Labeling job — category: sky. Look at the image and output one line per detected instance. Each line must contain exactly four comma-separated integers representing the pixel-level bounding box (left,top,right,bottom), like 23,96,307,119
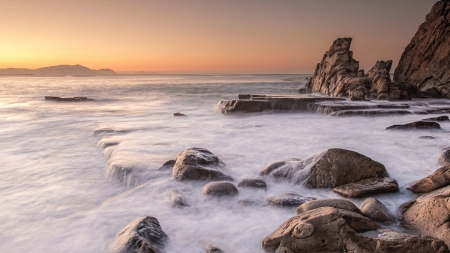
0,0,438,74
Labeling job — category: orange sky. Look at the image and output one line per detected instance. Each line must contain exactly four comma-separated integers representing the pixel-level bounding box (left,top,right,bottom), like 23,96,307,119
0,0,437,74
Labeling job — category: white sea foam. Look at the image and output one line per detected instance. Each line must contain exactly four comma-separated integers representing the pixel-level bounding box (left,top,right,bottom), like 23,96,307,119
0,75,448,252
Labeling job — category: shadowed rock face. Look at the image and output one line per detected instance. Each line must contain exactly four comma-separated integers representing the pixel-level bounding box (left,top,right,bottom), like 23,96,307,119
109,216,168,253
360,197,396,223
263,207,448,253
394,0,450,98
401,185,450,247
409,165,450,194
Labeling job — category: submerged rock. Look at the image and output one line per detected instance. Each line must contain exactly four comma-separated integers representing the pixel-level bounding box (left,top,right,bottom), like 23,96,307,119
386,121,441,130
237,178,267,189
170,190,189,208
438,150,450,167
45,96,94,101
204,245,224,253
260,148,388,188
202,181,238,196
173,112,187,117
158,160,175,171
109,216,168,253
333,177,399,198
401,185,450,247
172,148,232,181
394,0,450,98
266,193,316,207
409,165,450,194
296,198,362,215
360,197,396,223
424,116,450,122
262,207,448,253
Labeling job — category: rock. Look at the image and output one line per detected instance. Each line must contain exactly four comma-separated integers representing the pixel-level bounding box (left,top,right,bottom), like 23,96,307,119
420,136,436,139
298,87,308,94
306,38,408,100
109,216,168,253
266,193,316,207
204,245,224,253
158,160,175,171
237,178,267,189
333,177,399,198
238,199,263,206
173,112,186,117
296,198,362,215
386,121,441,130
424,116,450,122
202,181,238,196
438,150,450,167
172,148,232,181
45,96,94,101
260,148,388,188
170,190,189,208
262,207,447,253
401,185,450,247
98,141,120,149
394,0,450,98
360,197,396,223
409,165,450,194
93,128,131,135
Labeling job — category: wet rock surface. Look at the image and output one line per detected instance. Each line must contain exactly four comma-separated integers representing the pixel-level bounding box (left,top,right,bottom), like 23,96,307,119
204,245,224,253
333,177,399,198
237,178,267,189
394,0,450,98
401,185,450,247
260,148,388,188
172,148,232,181
424,116,450,122
170,190,189,208
202,181,238,196
45,96,94,101
109,216,168,253
266,193,316,207
386,121,441,130
438,150,450,167
173,112,187,116
296,198,362,215
409,165,450,194
262,207,447,253
360,197,396,223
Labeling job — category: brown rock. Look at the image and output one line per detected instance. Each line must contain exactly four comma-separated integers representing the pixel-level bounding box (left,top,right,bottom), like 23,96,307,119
410,165,450,194
260,148,388,188
296,198,362,215
202,181,238,196
401,185,450,247
262,207,448,253
172,148,232,181
360,197,396,223
333,177,399,198
204,245,224,253
266,193,316,207
394,0,450,98
170,190,189,208
438,150,450,167
237,178,267,189
108,216,168,253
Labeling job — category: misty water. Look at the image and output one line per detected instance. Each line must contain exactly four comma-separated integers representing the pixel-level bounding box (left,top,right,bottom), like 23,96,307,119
0,75,449,253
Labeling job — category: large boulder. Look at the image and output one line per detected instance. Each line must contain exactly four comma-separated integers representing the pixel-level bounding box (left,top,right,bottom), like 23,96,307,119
202,181,238,196
409,165,450,194
109,216,168,253
172,148,232,181
401,185,450,247
260,148,389,188
394,0,450,98
262,207,449,253
360,197,396,223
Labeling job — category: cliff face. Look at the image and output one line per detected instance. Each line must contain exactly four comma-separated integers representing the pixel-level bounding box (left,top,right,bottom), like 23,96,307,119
394,0,450,98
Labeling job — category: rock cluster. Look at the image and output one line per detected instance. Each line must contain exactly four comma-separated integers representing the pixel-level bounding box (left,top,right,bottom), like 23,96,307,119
305,38,410,101
394,0,450,98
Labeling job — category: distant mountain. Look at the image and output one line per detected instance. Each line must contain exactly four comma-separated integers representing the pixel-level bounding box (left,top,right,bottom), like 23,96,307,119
0,64,117,76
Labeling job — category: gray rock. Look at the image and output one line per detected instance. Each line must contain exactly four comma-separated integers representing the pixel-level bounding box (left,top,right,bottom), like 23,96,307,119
237,178,267,189
438,150,450,167
386,121,441,130
204,245,224,253
409,165,450,194
109,216,168,253
424,116,450,122
170,190,189,208
394,0,450,98
202,181,238,196
333,177,399,198
173,112,187,117
266,193,316,207
172,148,232,181
45,96,94,102
296,198,362,215
360,197,396,223
263,207,448,253
260,148,388,188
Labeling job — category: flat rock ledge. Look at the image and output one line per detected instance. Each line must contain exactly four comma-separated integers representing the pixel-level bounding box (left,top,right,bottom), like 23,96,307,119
409,164,450,194
333,177,399,198
45,96,94,101
386,121,441,130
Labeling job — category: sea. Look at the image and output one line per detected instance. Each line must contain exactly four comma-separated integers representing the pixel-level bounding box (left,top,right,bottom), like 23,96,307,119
0,74,448,252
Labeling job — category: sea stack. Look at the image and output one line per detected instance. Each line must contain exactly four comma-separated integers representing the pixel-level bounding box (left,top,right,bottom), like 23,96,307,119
394,0,450,98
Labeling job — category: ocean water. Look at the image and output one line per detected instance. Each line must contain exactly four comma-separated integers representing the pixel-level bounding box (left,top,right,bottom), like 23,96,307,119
0,74,449,253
